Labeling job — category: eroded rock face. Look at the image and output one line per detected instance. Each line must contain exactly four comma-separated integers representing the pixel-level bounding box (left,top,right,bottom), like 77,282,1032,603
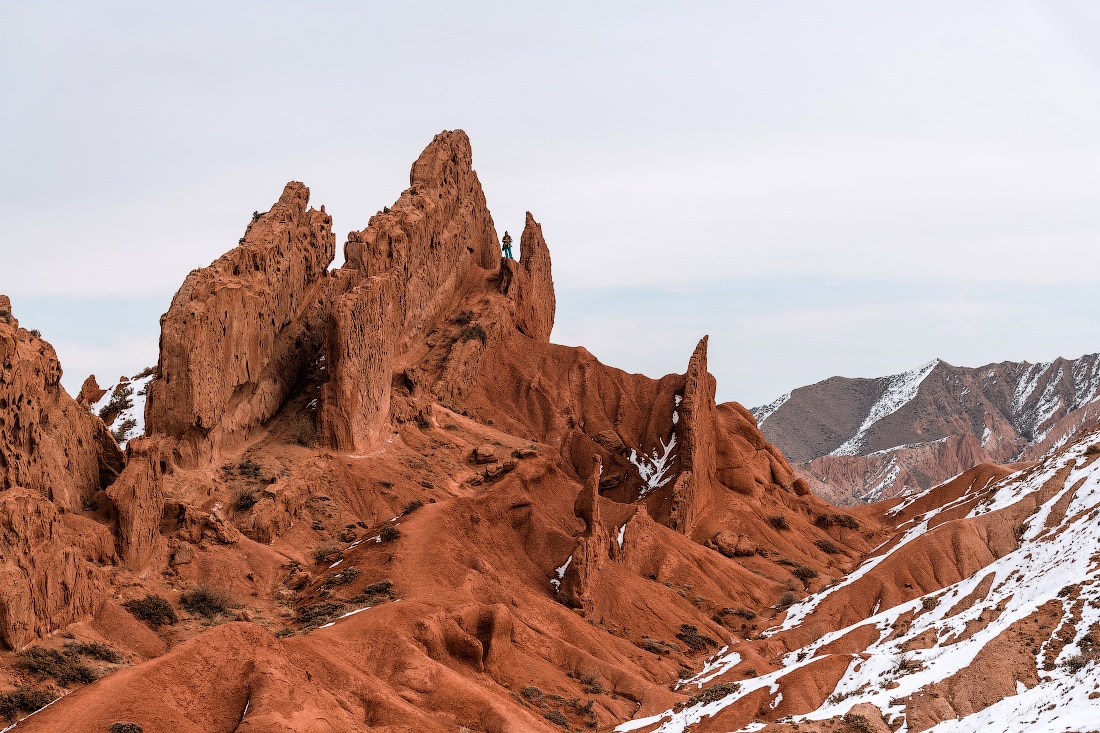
0,297,124,510
0,488,113,649
321,130,500,453
145,183,335,464
500,212,555,342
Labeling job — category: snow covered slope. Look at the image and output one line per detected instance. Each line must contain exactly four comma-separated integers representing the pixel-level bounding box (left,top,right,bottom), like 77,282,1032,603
90,370,155,449
753,354,1100,504
614,428,1100,733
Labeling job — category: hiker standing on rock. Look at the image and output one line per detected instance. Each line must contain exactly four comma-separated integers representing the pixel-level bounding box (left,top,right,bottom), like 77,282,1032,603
501,231,514,259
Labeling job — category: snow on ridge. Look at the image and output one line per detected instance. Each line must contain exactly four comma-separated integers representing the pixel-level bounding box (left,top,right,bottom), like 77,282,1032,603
830,359,939,457
615,435,1100,733
751,392,790,426
859,455,900,502
1010,361,1052,417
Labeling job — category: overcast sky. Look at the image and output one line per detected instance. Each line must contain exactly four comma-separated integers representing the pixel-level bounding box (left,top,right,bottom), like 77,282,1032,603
2,1,1099,407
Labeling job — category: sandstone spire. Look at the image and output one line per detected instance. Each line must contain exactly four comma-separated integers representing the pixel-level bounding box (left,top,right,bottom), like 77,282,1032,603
145,182,335,464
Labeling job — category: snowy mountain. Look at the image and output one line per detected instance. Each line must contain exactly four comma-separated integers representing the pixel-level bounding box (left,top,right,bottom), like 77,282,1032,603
616,428,1100,732
753,355,1100,504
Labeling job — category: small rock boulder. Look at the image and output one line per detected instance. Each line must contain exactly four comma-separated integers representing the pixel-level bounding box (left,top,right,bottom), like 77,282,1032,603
473,445,497,464
710,531,757,558
592,430,624,452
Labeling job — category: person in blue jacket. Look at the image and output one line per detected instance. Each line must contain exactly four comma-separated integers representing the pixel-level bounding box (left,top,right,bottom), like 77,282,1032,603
501,231,514,259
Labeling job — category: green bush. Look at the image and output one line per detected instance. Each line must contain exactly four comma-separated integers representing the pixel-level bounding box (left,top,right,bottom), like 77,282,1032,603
123,594,178,628
180,586,231,619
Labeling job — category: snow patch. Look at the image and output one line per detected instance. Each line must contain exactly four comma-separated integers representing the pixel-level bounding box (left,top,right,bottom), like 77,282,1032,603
550,556,572,591
830,360,938,457
629,434,678,498
751,392,790,426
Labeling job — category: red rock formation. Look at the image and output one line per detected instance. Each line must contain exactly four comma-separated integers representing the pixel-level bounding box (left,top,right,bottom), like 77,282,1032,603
321,130,500,453
501,212,556,342
0,488,114,649
145,183,335,465
0,296,123,510
76,374,107,407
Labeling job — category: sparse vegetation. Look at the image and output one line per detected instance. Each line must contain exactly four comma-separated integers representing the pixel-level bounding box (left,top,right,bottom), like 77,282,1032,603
639,639,679,655
1062,654,1089,673
922,596,939,611
1085,443,1100,456
296,601,346,627
815,538,842,554
728,607,756,620
816,513,860,530
379,524,401,542
543,709,568,726
323,566,361,588
767,514,790,531
0,686,55,722
98,383,134,421
675,624,718,652
238,459,263,479
180,585,231,619
1014,521,1030,542
351,579,394,605
64,641,122,663
776,592,798,610
235,487,259,511
132,366,157,380
403,499,424,514
843,712,874,732
122,594,178,628
314,542,341,564
112,417,137,442
29,328,42,338
109,724,144,733
453,310,474,325
686,682,740,706
460,323,487,343
0,308,10,323
792,565,819,581
16,647,96,685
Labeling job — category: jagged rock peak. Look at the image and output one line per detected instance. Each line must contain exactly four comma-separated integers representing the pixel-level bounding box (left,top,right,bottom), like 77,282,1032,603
146,182,335,463
344,129,499,275
503,211,556,342
0,297,123,508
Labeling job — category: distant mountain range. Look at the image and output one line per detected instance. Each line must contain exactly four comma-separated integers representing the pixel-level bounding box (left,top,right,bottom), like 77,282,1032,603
753,354,1100,504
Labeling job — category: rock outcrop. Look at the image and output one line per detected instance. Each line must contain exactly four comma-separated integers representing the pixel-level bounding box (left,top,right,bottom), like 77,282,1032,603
0,296,123,510
501,212,555,342
0,488,113,649
321,130,500,453
145,183,335,464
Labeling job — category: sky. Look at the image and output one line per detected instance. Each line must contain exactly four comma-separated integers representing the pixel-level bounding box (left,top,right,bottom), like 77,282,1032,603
2,1,1099,407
